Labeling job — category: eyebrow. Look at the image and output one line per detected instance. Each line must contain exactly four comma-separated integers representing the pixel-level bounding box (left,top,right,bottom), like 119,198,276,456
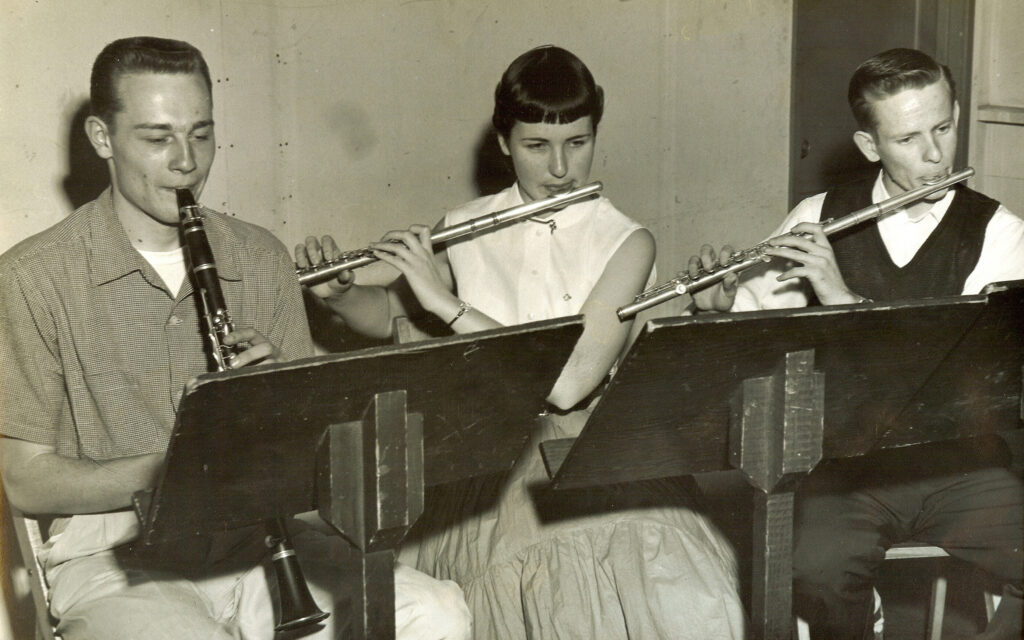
133,119,215,133
891,115,955,138
520,133,592,142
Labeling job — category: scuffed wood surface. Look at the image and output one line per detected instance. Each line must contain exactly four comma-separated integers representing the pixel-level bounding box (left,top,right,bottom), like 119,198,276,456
142,317,583,543
554,286,1023,489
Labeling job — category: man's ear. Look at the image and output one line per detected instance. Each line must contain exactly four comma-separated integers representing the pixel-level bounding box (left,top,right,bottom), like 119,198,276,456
853,129,880,163
84,115,113,160
953,100,960,127
497,133,511,157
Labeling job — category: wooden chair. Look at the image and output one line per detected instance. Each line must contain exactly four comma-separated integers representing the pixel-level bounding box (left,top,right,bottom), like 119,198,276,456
8,504,59,640
795,543,1001,640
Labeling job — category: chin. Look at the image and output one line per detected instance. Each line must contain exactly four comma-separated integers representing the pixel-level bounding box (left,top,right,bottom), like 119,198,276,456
923,188,950,201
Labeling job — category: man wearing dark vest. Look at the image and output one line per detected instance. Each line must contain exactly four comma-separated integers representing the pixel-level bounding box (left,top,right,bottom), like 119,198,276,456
690,48,1024,639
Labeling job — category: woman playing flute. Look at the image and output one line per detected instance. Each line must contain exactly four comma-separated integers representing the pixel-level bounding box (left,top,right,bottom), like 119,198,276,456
297,45,744,639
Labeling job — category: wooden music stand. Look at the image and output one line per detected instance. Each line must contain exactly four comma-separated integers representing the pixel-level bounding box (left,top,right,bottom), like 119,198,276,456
542,281,1024,640
132,316,583,639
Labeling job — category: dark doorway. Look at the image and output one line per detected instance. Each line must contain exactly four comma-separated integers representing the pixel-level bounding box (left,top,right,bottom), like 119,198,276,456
789,0,975,207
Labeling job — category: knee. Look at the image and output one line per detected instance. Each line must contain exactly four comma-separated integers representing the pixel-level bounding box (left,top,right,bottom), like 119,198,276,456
394,563,472,640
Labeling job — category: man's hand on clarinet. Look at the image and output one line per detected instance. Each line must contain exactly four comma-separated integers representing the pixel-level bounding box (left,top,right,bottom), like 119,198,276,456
295,235,355,300
689,244,739,312
764,222,862,305
223,327,281,368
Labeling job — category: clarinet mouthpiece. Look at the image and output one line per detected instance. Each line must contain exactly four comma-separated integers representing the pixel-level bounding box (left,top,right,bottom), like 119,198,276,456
176,188,197,210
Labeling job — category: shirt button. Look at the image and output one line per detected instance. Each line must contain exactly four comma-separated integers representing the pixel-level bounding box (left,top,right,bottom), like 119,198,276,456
531,269,538,275
168,315,183,326
527,313,535,320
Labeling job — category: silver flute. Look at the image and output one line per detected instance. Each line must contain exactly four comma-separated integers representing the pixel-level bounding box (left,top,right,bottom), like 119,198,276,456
296,181,603,286
617,168,975,320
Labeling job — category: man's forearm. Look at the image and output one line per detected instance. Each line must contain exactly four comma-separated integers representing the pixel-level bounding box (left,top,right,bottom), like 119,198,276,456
0,444,162,515
323,284,396,339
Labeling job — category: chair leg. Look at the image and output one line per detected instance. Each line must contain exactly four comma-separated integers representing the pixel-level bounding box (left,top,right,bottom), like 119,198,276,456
925,575,947,640
795,615,810,640
871,587,884,639
983,590,1002,622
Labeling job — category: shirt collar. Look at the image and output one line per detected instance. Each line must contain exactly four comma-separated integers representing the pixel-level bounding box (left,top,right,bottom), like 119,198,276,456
87,187,150,286
872,170,955,225
87,187,241,287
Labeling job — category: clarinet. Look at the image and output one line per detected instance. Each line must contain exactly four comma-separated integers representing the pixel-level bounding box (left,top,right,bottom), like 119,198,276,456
177,189,329,632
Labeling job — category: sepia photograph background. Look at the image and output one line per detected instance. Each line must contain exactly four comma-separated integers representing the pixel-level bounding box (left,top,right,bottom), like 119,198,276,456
2,1,1022,638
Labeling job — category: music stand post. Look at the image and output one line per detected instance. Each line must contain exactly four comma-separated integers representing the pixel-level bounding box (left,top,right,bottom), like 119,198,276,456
543,282,1024,640
133,316,584,639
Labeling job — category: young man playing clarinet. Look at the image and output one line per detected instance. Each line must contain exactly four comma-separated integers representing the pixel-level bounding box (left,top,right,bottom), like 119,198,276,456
0,36,470,640
690,47,1024,640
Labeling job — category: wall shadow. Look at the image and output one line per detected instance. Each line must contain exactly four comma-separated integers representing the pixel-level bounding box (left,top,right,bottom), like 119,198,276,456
61,100,109,210
470,124,514,197
819,141,876,190
792,138,877,205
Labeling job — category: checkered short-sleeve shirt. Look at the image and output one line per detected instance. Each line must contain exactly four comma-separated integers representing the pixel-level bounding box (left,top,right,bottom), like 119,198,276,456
0,188,313,460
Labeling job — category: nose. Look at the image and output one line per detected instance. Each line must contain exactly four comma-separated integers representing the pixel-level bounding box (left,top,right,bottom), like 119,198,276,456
548,146,568,178
922,134,943,164
171,138,197,173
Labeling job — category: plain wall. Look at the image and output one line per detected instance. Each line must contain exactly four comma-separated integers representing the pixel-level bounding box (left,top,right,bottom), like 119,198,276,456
0,1,793,637
0,0,793,313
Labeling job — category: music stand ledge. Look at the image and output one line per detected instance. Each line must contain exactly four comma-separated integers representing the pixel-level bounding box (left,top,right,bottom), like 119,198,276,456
542,281,1024,640
133,316,583,640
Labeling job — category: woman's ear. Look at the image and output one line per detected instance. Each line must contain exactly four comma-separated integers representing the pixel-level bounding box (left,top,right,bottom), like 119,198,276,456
497,133,511,157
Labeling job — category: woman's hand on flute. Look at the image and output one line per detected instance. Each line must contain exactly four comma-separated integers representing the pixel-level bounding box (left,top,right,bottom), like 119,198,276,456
369,224,456,317
295,235,356,300
689,244,739,312
763,222,861,305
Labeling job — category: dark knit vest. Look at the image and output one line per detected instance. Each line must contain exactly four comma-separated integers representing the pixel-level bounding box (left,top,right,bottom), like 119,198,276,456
819,176,999,302
817,177,1010,469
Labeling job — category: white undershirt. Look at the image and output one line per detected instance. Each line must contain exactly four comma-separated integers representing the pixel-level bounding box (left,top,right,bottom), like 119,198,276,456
136,246,186,296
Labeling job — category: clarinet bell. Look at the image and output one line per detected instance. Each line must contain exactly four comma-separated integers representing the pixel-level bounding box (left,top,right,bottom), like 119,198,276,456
267,521,330,632
273,551,330,632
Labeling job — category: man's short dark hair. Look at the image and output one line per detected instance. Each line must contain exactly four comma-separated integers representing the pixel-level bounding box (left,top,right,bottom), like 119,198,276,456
90,36,212,130
848,48,956,132
492,45,604,139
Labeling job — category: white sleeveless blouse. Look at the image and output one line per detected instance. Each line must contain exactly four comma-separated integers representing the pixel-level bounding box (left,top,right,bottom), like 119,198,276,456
412,189,744,640
444,184,653,324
